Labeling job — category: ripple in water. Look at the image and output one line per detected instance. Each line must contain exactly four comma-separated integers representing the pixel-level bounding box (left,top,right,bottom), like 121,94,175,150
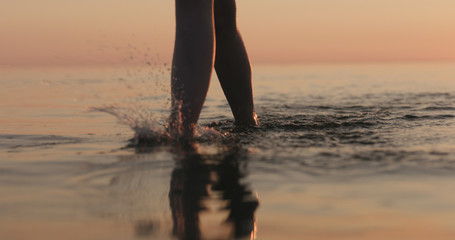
91,91,455,176
206,92,455,176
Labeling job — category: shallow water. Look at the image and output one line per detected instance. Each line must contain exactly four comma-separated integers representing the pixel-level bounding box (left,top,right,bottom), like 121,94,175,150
1,62,455,240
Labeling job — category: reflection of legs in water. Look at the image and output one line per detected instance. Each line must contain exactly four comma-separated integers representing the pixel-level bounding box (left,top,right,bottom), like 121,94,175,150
168,0,258,140
169,156,211,240
214,151,259,238
169,147,259,240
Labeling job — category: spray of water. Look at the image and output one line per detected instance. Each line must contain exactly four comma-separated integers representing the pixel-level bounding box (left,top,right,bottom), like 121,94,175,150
91,103,226,146
91,105,166,140
87,42,226,145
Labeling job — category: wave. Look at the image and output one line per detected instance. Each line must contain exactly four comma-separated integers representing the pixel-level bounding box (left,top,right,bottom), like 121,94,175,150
0,134,81,151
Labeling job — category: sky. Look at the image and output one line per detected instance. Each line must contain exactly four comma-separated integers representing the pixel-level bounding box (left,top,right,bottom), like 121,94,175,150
1,0,455,66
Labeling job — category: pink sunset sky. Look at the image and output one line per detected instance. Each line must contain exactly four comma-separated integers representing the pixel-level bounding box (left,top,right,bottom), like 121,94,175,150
1,0,455,66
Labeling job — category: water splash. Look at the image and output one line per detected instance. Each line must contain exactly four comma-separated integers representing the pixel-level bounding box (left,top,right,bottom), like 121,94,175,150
91,105,167,143
91,105,226,146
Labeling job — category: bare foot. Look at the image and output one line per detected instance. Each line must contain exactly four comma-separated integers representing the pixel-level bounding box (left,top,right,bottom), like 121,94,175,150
234,112,259,127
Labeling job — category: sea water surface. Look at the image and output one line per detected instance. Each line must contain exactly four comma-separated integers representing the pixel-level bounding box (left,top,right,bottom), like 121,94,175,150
1,62,455,240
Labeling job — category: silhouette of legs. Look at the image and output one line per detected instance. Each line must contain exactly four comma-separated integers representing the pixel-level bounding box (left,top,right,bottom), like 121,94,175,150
168,0,257,140
214,0,258,126
169,145,258,240
169,156,211,240
169,0,215,140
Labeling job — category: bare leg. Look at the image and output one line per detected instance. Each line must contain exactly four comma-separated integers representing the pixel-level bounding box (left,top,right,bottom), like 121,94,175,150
214,0,258,126
168,0,257,140
169,0,215,139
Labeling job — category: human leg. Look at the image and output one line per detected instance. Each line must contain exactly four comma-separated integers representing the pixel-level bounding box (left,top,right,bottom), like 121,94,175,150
214,0,258,125
169,0,215,139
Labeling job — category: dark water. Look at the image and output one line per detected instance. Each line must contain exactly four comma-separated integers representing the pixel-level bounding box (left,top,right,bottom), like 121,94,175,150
238,92,455,175
1,63,455,239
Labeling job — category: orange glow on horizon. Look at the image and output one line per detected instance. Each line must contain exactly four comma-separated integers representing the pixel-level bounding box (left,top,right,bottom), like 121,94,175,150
1,0,454,66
